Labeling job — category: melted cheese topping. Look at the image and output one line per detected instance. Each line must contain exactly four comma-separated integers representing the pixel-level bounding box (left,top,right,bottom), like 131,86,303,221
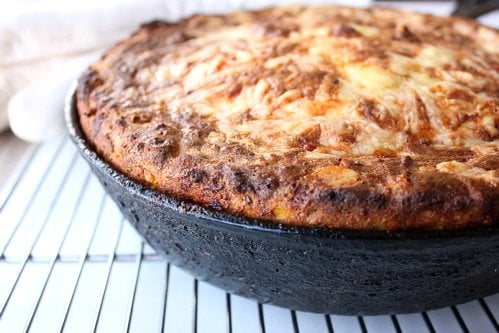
311,166,360,186
436,161,498,184
136,6,498,182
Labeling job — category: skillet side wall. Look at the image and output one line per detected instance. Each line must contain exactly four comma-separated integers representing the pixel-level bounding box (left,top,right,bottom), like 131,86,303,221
90,159,499,315
68,90,499,316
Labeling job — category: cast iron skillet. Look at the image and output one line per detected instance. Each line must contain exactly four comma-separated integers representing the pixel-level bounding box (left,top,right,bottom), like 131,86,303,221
66,86,499,315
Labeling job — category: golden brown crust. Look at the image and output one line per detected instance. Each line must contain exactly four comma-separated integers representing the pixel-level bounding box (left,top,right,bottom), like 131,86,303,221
77,6,499,230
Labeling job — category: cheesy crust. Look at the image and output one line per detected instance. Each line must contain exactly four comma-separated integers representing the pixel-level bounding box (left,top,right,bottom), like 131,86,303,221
77,6,499,230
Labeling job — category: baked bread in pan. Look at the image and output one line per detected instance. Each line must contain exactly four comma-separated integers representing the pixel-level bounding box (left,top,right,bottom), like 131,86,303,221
77,6,498,230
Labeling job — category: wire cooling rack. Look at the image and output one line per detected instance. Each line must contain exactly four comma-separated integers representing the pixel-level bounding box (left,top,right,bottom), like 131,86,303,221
0,133,497,333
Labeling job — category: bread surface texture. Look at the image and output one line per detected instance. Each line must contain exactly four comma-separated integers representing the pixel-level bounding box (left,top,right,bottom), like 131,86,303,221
77,6,499,230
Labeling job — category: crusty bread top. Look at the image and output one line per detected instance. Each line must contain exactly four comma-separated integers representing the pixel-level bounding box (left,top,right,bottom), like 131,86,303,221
77,6,498,230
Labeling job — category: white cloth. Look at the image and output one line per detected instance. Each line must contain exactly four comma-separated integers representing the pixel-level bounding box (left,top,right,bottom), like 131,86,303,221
1,0,174,134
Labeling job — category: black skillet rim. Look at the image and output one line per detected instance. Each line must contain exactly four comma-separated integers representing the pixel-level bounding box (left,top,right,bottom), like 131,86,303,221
65,83,498,241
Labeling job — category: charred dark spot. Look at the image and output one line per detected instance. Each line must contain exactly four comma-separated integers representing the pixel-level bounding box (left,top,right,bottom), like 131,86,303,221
252,174,280,196
143,123,180,162
339,159,362,168
224,166,254,193
338,123,358,144
368,192,388,209
288,124,321,151
406,190,444,209
166,30,193,44
186,168,208,183
419,138,433,146
359,99,397,129
267,68,328,99
85,107,97,117
234,109,254,122
481,189,499,219
104,133,114,153
181,123,213,147
321,188,387,209
442,110,480,131
394,25,419,42
220,143,255,158
225,81,243,98
276,164,304,184
447,89,474,103
471,154,499,170
405,175,470,212
198,170,224,191
476,127,494,141
400,156,412,167
408,94,435,140
78,69,104,105
408,145,475,164
255,22,294,38
302,71,328,99
205,181,224,191
92,112,107,136
140,20,171,30
274,42,300,56
452,196,471,211
170,107,201,125
322,189,351,203
332,24,361,38
151,135,169,145
152,143,180,162
115,117,127,128
131,112,154,124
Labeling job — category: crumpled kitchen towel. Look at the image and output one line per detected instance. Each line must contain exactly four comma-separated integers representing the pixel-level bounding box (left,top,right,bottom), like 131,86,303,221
1,0,176,139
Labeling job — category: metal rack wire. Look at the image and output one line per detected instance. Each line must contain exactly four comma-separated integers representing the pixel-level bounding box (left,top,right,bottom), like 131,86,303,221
0,134,498,333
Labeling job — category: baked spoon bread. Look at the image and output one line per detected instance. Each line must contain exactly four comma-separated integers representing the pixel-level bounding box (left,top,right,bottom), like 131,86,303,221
77,6,498,231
